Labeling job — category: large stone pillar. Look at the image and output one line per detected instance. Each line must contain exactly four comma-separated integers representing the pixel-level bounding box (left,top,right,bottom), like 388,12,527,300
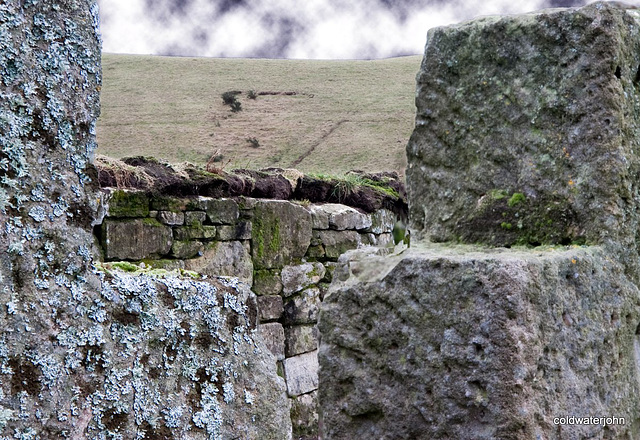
319,2,640,439
0,2,290,438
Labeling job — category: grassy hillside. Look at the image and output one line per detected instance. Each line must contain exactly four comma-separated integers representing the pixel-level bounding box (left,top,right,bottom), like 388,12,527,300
96,53,422,177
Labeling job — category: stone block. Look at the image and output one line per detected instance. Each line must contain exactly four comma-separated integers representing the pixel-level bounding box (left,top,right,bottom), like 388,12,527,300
184,210,207,225
150,195,188,212
217,221,252,241
283,350,319,397
257,295,284,322
102,219,172,260
184,241,253,284
307,205,330,229
367,209,395,234
290,391,319,438
285,325,318,357
170,240,204,259
281,262,325,296
157,210,184,226
259,322,285,361
197,197,239,224
251,200,312,269
407,2,640,248
319,243,640,439
313,203,372,231
105,190,149,218
305,245,325,259
316,230,360,260
284,287,321,325
252,269,283,296
360,232,393,247
173,225,217,240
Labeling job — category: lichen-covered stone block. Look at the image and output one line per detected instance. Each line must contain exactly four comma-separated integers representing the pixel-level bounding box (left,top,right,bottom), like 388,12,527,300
102,219,172,260
283,350,319,397
105,190,150,218
314,203,372,231
260,322,286,361
285,324,318,357
407,2,640,248
217,221,252,241
307,205,330,229
284,287,321,325
317,230,361,260
184,241,253,284
319,244,640,439
281,262,325,296
251,200,312,269
257,295,284,322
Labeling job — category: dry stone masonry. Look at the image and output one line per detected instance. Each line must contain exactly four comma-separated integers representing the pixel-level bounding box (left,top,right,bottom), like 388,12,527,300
320,2,640,440
0,2,292,438
96,189,397,437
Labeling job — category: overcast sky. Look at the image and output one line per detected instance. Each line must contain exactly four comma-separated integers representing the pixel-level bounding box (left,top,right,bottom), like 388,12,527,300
97,0,638,59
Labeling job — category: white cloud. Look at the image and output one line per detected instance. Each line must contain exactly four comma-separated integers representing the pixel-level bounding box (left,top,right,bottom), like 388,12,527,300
97,0,640,59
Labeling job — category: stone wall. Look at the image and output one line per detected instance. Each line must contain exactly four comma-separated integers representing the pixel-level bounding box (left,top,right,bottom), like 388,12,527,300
96,188,397,437
319,2,640,439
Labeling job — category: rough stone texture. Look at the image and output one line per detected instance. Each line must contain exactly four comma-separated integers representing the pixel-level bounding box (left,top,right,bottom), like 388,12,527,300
102,219,173,260
253,269,283,296
407,2,640,249
315,203,372,231
0,2,291,437
252,200,312,269
157,210,184,225
307,204,330,229
217,221,252,241
284,287,321,325
170,239,204,259
285,325,318,357
173,224,217,240
281,262,326,296
319,244,640,439
184,210,207,225
284,350,319,397
184,240,253,284
199,197,239,224
257,295,284,322
291,391,319,438
317,230,361,260
260,322,286,361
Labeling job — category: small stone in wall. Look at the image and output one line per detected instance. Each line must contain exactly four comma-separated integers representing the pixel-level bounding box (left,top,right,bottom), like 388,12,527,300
217,222,253,241
174,225,217,240
284,325,318,357
184,241,253,284
199,198,239,224
281,262,326,296
317,204,373,231
291,391,319,438
102,218,173,260
283,350,319,397
257,295,284,322
367,209,396,234
307,205,330,229
260,322,286,361
171,240,204,259
317,230,361,260
253,269,283,296
284,287,321,325
157,210,185,226
184,210,207,225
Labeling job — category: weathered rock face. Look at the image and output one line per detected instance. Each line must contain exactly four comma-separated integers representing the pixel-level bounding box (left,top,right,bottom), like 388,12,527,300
319,244,640,439
407,2,640,249
319,3,640,440
0,2,291,438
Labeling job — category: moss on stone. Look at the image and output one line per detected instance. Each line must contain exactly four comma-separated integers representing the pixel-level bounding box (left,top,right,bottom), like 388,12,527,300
108,190,150,217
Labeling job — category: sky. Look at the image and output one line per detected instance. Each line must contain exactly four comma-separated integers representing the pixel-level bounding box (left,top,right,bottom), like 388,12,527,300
97,0,638,60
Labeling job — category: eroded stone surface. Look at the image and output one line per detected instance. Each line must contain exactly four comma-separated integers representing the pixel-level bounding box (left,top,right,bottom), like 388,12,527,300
102,218,173,261
184,240,253,284
407,2,640,249
319,244,640,439
281,262,325,296
284,350,319,397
